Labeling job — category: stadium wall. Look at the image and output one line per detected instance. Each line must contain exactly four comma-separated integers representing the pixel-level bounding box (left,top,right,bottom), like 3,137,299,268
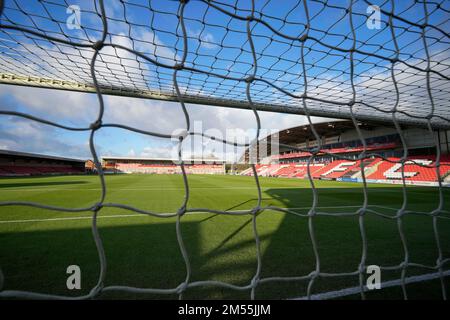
339,126,397,143
338,178,449,188
102,157,226,175
0,150,86,176
289,126,443,155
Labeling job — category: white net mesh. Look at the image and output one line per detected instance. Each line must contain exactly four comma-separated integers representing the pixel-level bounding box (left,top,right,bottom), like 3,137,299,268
0,0,449,300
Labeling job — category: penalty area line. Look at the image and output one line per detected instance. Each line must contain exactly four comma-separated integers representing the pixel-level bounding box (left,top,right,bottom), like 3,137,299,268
0,205,394,224
0,214,143,224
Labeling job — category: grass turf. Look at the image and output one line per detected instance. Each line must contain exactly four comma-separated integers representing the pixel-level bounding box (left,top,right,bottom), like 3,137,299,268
0,174,449,299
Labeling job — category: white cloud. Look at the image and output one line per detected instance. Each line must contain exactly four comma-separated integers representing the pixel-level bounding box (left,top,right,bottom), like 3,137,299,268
0,3,336,162
0,81,326,160
0,116,92,158
140,146,173,158
187,28,219,50
127,148,136,157
0,85,96,125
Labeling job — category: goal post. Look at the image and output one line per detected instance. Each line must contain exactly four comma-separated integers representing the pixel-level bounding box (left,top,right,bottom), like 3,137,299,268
0,0,449,300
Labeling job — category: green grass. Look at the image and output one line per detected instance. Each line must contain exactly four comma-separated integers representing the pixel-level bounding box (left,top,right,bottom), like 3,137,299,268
0,174,449,300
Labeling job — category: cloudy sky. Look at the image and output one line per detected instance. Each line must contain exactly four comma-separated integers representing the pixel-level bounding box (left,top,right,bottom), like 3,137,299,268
0,83,320,161
0,0,335,161
0,0,447,161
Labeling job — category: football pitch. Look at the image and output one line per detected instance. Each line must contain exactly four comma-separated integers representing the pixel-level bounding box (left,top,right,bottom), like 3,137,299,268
0,174,449,300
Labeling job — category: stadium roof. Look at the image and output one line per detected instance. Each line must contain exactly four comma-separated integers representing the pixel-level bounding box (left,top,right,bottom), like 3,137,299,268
241,119,402,161
0,149,85,163
259,120,386,146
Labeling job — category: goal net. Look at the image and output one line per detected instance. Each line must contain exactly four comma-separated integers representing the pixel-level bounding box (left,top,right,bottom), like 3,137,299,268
0,0,449,299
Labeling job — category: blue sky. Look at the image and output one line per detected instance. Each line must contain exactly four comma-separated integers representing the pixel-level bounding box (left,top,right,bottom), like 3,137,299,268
0,0,448,161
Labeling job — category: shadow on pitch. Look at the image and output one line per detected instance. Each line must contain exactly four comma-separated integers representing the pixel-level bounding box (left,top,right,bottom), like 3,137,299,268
0,180,88,188
1,214,262,299
1,185,447,300
198,198,270,223
254,186,450,299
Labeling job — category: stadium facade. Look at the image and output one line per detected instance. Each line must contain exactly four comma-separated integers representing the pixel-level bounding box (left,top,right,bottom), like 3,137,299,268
241,120,450,187
0,149,86,176
1,120,448,186
102,157,226,175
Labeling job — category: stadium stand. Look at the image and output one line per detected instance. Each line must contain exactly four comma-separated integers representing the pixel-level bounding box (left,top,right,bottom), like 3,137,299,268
102,157,225,175
366,158,450,183
240,120,450,187
0,150,86,176
276,142,398,160
242,158,450,186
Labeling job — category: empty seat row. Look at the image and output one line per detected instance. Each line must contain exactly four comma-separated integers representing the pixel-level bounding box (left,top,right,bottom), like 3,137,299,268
241,157,450,183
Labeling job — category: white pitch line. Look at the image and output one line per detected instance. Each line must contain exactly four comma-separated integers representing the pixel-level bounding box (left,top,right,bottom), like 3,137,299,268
291,270,450,300
0,205,389,224
371,205,399,212
5,185,442,192
0,186,355,191
0,214,143,224
0,187,276,192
